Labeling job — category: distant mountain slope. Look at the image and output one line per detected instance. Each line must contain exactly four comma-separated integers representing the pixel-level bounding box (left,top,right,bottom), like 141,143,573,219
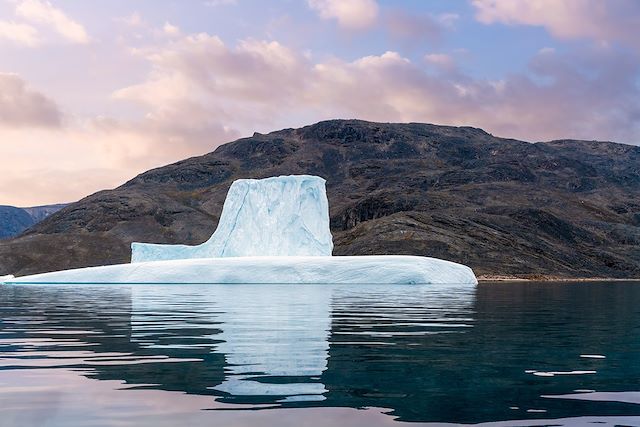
0,204,67,239
1,120,638,278
22,204,68,223
0,206,35,239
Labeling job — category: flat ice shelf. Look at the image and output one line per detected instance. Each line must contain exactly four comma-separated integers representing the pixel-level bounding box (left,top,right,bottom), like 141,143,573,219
2,256,477,285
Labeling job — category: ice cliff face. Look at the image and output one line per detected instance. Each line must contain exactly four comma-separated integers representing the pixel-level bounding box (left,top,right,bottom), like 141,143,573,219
131,175,334,262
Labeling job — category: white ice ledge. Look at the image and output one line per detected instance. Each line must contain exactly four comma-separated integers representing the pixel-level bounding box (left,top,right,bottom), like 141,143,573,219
1,256,477,285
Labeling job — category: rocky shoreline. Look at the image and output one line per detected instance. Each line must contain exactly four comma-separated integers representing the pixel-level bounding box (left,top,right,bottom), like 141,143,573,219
478,275,640,282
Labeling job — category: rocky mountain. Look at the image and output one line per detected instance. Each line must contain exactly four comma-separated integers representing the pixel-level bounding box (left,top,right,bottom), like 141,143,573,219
0,204,67,239
1,120,638,279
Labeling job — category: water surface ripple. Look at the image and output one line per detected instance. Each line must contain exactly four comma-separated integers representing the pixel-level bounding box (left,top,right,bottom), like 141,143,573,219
1,282,639,426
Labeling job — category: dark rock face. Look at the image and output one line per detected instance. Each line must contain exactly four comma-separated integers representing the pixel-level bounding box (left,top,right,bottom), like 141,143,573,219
1,120,639,278
0,204,67,239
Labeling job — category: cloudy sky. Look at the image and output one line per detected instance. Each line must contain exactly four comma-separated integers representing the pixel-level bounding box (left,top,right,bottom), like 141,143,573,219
1,0,639,206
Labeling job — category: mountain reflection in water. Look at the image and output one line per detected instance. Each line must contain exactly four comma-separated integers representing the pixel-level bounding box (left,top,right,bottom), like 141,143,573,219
1,282,639,426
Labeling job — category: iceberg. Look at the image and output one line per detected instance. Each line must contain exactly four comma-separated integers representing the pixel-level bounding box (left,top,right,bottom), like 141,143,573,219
1,175,477,285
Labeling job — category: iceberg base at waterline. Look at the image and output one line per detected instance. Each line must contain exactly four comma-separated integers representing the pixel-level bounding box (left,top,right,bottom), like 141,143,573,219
1,255,477,285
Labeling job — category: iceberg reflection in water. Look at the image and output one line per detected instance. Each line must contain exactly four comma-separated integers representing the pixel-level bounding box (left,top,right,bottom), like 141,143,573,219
131,285,333,400
130,283,475,402
1,282,639,426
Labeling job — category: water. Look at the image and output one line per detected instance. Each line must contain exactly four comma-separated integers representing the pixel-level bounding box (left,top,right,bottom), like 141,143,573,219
0,282,639,426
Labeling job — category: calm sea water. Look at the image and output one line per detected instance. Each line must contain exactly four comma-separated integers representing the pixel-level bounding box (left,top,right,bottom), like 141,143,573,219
0,282,639,426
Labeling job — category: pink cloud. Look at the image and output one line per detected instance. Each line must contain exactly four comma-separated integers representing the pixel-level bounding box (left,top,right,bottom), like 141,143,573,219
307,0,379,30
472,0,640,48
0,20,40,47
115,33,640,144
0,73,61,128
15,0,90,44
2,29,639,206
424,53,456,71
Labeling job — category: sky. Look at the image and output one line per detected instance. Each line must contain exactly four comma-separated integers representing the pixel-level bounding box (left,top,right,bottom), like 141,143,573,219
1,0,639,206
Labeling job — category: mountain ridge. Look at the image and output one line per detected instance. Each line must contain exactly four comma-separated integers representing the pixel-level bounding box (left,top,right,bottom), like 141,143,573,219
0,204,68,239
1,119,639,279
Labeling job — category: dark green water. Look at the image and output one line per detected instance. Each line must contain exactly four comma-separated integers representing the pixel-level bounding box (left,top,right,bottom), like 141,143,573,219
1,282,639,426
